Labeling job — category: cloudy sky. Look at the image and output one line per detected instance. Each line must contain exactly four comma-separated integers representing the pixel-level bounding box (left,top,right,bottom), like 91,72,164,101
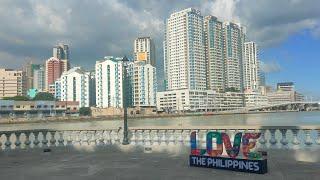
0,0,319,98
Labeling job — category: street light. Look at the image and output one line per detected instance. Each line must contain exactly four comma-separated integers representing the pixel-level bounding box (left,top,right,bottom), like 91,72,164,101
122,56,130,145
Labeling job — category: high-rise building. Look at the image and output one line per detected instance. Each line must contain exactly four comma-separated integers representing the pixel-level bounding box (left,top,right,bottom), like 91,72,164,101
134,37,156,66
129,61,157,107
24,62,42,90
204,15,225,92
95,56,127,108
33,65,45,91
164,8,206,90
223,22,246,91
45,57,68,91
0,69,26,98
60,67,91,107
53,43,70,71
243,42,259,90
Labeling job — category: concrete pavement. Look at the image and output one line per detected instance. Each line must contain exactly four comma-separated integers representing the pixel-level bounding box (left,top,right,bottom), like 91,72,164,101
0,145,319,180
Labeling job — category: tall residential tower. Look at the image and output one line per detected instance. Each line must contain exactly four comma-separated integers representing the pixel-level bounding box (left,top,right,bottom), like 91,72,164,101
164,8,206,90
134,37,156,66
204,15,225,92
243,42,259,90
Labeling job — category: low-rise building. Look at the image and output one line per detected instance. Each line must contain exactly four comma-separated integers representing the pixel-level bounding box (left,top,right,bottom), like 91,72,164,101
156,89,244,112
0,100,79,116
244,90,269,108
0,69,26,98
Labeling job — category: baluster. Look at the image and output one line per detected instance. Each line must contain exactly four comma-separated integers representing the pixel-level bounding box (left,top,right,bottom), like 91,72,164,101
316,129,320,145
291,129,300,145
184,130,191,145
258,129,267,145
153,130,160,144
168,130,175,144
49,131,57,147
74,131,81,146
42,131,49,148
105,130,111,145
269,129,277,146
67,131,73,146
304,129,313,146
82,131,89,145
58,131,65,146
145,130,151,146
24,132,31,149
130,130,136,145
160,130,166,144
90,131,97,145
115,130,121,143
280,129,288,146
14,132,22,149
33,131,40,147
98,131,105,146
4,133,12,150
178,130,183,144
138,130,144,144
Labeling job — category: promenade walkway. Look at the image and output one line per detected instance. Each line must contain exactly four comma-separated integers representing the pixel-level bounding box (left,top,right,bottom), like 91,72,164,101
0,145,319,180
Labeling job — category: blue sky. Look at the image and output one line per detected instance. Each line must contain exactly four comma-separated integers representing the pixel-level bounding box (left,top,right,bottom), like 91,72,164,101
0,0,319,98
261,31,320,99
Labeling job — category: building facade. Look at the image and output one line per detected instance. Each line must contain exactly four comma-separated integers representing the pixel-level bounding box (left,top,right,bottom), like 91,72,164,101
164,8,206,90
33,65,45,92
59,67,91,107
223,22,246,91
243,42,259,90
157,89,244,112
53,43,70,72
0,69,26,98
134,37,156,66
129,61,157,107
95,56,126,108
204,15,225,92
45,57,68,91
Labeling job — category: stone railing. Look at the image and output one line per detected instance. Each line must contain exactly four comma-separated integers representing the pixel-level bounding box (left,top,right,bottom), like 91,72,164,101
0,126,319,150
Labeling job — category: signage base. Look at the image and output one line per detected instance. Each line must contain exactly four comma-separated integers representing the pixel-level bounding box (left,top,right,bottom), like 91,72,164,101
189,155,268,174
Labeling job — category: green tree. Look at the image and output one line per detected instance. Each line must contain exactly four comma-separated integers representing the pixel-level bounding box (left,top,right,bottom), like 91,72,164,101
2,96,30,101
32,92,55,101
79,107,92,116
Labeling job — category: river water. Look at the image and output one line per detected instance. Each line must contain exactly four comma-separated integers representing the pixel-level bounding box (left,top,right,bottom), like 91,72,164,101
0,111,320,131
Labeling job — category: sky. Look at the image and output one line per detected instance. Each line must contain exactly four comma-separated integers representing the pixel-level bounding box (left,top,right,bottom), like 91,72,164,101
0,0,319,99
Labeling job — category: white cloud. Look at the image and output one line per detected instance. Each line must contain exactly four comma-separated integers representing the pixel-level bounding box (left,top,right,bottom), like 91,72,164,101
260,61,281,73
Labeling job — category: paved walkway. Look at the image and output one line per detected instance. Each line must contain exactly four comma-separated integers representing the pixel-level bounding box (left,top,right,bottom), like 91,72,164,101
0,145,319,180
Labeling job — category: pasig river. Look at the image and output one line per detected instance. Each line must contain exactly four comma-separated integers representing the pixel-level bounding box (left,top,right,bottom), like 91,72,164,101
0,111,320,131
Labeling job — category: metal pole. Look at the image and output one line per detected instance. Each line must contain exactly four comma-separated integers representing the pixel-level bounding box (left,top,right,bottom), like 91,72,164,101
122,60,129,145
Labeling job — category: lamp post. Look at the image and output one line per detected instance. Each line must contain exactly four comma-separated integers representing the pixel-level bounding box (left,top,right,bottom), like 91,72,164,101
122,57,129,145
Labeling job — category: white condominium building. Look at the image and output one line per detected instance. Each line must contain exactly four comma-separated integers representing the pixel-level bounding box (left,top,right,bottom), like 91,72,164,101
129,61,157,107
164,8,206,90
134,37,156,66
204,15,225,92
95,56,125,108
223,22,246,91
243,42,259,90
60,67,91,107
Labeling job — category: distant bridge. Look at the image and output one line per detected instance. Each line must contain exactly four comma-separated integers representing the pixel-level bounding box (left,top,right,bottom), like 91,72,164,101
246,101,320,112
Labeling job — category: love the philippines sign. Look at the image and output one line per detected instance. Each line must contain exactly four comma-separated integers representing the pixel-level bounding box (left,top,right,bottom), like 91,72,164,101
189,131,268,174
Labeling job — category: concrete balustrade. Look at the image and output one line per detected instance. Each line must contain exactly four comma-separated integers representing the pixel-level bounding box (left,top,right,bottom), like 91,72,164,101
0,126,319,150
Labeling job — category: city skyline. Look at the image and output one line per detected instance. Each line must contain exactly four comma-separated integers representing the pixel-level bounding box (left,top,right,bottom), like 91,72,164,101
0,0,319,98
